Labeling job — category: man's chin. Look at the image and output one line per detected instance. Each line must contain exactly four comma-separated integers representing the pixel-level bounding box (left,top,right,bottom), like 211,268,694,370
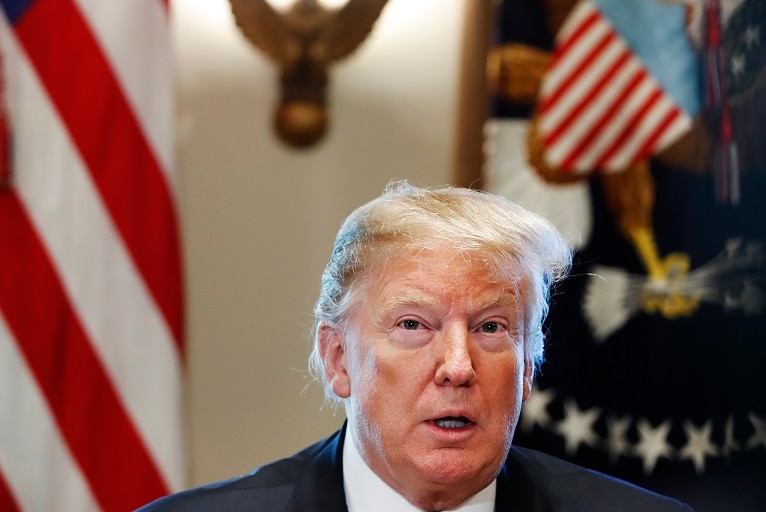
398,459,496,512
410,451,498,488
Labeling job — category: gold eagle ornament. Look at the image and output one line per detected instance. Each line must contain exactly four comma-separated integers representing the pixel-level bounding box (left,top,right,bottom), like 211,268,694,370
229,0,390,148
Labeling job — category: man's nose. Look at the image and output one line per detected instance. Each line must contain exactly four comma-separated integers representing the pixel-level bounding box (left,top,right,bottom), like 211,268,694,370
434,325,477,386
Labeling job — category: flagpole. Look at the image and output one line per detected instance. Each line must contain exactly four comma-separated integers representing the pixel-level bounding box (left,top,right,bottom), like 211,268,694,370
704,0,740,204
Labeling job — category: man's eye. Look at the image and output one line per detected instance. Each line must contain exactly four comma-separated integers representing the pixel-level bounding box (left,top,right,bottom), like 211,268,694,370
481,321,500,333
400,319,421,330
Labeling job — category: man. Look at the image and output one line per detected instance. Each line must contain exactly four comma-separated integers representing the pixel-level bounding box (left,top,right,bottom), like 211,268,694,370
137,182,693,511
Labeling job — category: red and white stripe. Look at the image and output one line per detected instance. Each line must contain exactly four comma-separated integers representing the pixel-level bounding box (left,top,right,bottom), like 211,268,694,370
0,0,184,510
538,0,692,174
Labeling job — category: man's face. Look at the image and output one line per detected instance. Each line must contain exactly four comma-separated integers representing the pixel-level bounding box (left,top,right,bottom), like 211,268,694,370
321,245,533,509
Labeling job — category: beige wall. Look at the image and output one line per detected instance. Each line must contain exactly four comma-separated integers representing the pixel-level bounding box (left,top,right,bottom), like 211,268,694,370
173,0,468,486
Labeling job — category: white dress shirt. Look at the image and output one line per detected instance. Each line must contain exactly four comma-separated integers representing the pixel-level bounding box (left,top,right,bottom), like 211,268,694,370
343,432,496,512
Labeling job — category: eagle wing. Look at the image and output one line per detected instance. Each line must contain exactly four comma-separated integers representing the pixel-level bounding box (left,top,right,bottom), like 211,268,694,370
321,0,390,61
229,0,298,64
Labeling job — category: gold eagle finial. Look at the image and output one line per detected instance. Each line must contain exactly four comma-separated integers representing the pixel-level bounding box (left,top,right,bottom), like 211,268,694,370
229,0,390,148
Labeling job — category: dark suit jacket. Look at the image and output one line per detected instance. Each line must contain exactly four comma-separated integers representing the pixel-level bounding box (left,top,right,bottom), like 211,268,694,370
137,425,693,511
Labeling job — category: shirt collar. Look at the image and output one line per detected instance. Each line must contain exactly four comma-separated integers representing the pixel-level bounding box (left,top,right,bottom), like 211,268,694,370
342,431,496,512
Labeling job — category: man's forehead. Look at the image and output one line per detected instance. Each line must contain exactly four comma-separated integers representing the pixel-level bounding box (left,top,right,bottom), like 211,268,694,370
358,243,522,305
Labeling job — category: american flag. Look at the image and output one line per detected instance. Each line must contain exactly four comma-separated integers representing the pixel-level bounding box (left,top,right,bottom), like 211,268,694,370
537,0,700,174
0,0,185,510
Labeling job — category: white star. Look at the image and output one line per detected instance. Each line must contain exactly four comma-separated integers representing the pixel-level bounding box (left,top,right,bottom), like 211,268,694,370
746,413,766,451
606,415,632,464
679,420,718,473
743,25,761,49
722,416,740,457
730,54,746,78
634,419,673,474
554,399,600,455
520,388,555,432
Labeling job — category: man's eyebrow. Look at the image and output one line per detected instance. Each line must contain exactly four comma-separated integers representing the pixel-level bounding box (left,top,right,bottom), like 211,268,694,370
381,294,439,311
379,289,518,314
374,294,438,325
475,289,519,310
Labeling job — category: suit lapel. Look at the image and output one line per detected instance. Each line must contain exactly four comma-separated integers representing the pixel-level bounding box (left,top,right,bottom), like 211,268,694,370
285,425,349,512
495,448,552,512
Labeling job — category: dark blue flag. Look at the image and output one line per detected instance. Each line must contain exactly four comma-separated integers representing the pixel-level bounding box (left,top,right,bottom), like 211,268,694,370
485,1,766,511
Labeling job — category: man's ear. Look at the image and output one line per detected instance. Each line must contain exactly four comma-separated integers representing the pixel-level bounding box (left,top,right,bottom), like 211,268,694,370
318,323,351,399
522,360,534,403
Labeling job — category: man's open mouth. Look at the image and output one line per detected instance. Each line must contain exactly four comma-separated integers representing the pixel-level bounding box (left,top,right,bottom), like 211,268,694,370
434,417,471,429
